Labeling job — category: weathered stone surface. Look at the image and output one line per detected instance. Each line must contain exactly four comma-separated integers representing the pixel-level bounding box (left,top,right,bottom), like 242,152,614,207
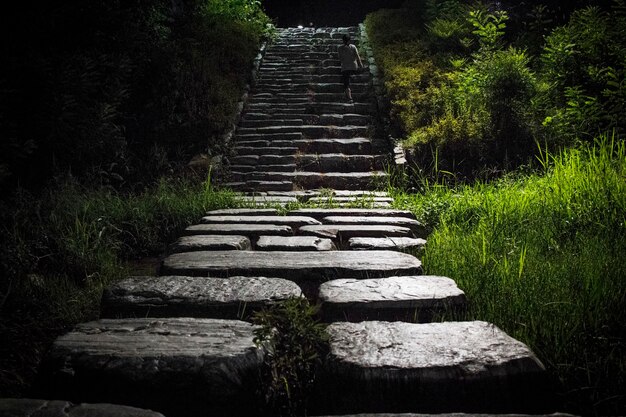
307,196,393,204
161,250,422,282
288,208,415,219
36,318,263,417
169,235,251,253
349,237,426,251
0,399,165,417
207,208,278,216
184,223,293,238
201,215,321,229
318,276,466,322
101,276,302,319
236,195,298,204
256,236,336,251
299,225,413,240
311,321,551,414
323,216,424,235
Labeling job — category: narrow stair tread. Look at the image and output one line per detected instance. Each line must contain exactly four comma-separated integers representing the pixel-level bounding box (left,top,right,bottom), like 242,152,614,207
256,236,336,251
184,223,293,237
288,208,414,219
349,237,426,251
201,215,321,229
299,224,413,239
169,235,251,252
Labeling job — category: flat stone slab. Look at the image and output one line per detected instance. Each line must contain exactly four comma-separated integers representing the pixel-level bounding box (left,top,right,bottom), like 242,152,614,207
101,276,302,319
36,318,263,417
169,235,251,252
299,225,413,240
236,195,298,204
201,215,321,229
257,235,336,251
207,208,278,216
318,276,466,322
161,250,422,282
312,414,575,417
0,399,165,417
349,237,426,251
288,208,416,220
184,223,293,238
311,321,550,414
323,216,425,236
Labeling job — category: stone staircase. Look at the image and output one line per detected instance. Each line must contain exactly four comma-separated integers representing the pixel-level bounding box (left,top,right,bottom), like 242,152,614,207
3,27,569,417
224,26,389,193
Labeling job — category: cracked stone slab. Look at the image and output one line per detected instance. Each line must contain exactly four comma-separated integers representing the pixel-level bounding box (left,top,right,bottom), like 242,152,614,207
161,250,422,286
256,236,336,251
169,235,251,252
311,321,551,415
36,318,263,417
0,399,165,417
201,215,321,229
323,216,425,236
349,237,426,252
184,223,293,238
101,276,302,319
299,225,413,240
288,208,416,220
318,276,466,322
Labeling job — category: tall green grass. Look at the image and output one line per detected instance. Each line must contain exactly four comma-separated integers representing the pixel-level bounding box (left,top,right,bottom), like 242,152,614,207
0,175,239,395
392,136,626,415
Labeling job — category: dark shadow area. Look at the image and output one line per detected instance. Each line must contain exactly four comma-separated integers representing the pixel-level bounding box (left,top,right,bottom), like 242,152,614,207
262,0,406,27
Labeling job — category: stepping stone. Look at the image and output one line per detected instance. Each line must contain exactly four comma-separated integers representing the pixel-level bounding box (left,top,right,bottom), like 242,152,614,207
0,399,165,417
323,216,425,236
236,195,299,204
308,196,393,204
169,235,251,252
299,225,413,240
288,208,415,220
207,208,278,216
161,250,422,284
318,276,466,322
257,236,336,251
201,215,321,229
311,321,550,415
36,318,264,417
184,224,293,238
101,276,302,319
349,237,426,251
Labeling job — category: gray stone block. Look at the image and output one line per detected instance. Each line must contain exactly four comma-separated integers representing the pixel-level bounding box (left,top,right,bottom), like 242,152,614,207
0,399,165,417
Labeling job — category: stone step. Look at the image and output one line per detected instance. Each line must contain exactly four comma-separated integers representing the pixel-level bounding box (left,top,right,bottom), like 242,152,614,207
348,237,427,251
200,215,321,229
236,125,369,139
230,171,387,190
297,154,385,172
254,83,369,94
36,318,264,417
257,66,344,75
311,321,551,415
239,118,305,128
226,181,295,192
265,190,390,200
299,224,413,240
169,235,252,253
161,250,422,285
183,223,294,238
307,196,394,205
233,146,299,156
256,236,336,251
231,154,295,166
235,138,373,154
288,208,416,220
256,74,370,84
101,276,302,319
235,195,299,205
322,216,424,235
318,275,466,322
243,112,319,122
207,208,279,216
235,131,303,141
230,164,296,173
0,399,165,417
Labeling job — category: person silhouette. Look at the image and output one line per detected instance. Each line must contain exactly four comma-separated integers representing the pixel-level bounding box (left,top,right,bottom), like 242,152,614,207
338,34,364,103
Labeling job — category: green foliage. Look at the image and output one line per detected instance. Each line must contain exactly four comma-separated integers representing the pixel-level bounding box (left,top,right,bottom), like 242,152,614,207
252,298,329,417
392,137,626,415
467,7,509,49
538,5,626,143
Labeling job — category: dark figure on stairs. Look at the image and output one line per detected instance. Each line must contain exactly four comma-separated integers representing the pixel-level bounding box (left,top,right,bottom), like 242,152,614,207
338,34,363,103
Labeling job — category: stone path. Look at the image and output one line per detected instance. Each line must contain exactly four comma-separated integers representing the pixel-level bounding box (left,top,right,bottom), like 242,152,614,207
13,26,566,417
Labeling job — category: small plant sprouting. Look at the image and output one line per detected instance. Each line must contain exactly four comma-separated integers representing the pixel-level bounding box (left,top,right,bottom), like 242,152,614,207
252,297,329,417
